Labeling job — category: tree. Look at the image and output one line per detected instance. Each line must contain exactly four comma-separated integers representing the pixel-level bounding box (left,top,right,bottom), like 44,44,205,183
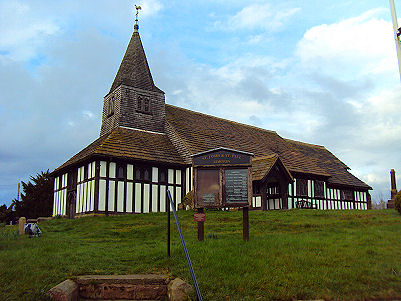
13,170,53,219
395,191,401,215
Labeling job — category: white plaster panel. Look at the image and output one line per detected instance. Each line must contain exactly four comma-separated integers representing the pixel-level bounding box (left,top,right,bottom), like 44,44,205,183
126,182,133,213
127,164,134,180
85,182,89,212
53,192,56,216
100,161,107,177
168,169,174,184
76,184,80,213
63,189,67,215
160,185,166,212
256,196,261,207
144,184,150,213
269,199,274,210
92,161,96,178
135,183,141,213
186,168,190,194
117,181,124,212
176,187,182,210
108,180,115,211
88,163,92,179
152,184,158,212
109,162,116,178
293,179,297,195
168,186,174,210
190,167,193,190
275,198,280,209
90,180,95,211
152,167,158,182
99,179,106,211
176,170,181,185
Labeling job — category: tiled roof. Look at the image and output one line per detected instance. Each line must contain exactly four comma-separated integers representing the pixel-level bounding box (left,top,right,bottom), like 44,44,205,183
285,139,371,189
252,155,278,181
109,31,163,94
252,155,294,182
165,104,329,177
54,127,185,173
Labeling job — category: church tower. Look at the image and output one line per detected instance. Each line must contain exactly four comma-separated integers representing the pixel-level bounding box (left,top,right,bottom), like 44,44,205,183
100,21,165,136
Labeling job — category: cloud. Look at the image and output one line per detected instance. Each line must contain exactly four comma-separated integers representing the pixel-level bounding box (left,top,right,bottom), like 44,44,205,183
136,0,163,17
0,1,59,62
215,3,300,32
295,8,397,78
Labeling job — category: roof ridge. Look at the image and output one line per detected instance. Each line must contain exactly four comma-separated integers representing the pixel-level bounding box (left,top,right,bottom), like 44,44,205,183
284,138,325,149
165,104,278,135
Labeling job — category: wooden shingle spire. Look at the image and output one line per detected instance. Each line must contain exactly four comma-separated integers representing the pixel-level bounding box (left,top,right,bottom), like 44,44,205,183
109,10,162,94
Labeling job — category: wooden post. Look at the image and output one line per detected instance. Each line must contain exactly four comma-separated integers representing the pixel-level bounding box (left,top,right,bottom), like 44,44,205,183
197,208,204,241
243,207,249,241
18,217,26,235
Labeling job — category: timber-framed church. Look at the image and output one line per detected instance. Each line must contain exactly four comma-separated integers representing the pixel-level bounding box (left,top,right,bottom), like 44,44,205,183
52,22,371,218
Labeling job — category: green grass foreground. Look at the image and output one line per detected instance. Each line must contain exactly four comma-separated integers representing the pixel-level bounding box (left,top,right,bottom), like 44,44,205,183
0,209,400,300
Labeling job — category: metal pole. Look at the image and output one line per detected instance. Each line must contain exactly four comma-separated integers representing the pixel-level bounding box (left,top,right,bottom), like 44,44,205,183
390,0,401,81
167,190,203,301
167,192,170,257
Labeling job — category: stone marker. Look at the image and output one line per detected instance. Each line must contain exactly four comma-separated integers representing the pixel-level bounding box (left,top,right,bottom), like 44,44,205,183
18,217,26,235
47,279,78,301
168,277,194,301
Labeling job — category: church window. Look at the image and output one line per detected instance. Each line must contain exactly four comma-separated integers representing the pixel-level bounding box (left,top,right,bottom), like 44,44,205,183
144,168,150,181
136,95,151,114
296,178,308,196
107,96,115,117
117,165,124,179
159,168,167,183
341,189,353,201
135,168,142,180
137,96,142,111
314,180,325,198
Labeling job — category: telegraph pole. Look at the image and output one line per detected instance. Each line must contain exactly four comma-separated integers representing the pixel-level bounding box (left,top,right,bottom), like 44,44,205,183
390,0,401,81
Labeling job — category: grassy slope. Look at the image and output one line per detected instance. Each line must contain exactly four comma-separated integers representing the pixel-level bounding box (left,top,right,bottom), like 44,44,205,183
0,209,400,301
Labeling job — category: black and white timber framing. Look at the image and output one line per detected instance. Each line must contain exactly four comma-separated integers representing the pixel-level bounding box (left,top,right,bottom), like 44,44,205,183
51,22,371,217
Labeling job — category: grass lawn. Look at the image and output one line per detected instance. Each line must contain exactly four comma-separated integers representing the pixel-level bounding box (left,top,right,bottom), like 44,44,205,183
0,209,400,300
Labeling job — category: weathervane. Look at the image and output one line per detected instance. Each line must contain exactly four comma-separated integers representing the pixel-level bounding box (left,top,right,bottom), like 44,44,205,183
135,5,142,27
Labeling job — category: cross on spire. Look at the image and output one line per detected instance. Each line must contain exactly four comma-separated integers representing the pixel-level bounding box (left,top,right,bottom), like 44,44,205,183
134,5,142,31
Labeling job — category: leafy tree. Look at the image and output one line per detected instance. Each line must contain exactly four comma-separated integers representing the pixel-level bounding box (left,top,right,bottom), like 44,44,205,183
13,170,53,219
395,191,401,215
0,203,16,224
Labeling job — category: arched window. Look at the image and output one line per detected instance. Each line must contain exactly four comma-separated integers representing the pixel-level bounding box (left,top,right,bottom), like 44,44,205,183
118,166,124,179
107,96,115,116
137,96,142,111
144,98,150,112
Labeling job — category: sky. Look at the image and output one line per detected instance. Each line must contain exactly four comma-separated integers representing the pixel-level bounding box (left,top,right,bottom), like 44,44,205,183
1,0,401,206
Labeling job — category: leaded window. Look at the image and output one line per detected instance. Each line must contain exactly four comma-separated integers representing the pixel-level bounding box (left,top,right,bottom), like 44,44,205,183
296,178,308,196
314,180,325,198
341,189,353,201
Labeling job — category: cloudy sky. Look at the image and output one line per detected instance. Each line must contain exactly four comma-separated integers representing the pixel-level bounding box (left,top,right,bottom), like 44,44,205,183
1,0,401,206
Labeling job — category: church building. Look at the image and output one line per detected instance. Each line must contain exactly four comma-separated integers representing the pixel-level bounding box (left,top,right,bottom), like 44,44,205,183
52,21,371,218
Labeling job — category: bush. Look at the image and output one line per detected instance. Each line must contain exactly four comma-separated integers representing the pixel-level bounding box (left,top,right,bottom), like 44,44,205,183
183,191,193,209
395,191,401,214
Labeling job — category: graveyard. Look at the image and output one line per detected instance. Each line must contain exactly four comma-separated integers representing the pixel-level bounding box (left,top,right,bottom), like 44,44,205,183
0,209,400,300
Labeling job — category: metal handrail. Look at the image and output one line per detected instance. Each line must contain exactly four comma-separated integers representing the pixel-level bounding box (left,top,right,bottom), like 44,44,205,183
167,190,203,301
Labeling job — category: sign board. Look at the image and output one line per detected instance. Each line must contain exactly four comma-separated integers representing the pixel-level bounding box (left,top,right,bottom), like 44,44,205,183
194,213,206,222
192,148,253,209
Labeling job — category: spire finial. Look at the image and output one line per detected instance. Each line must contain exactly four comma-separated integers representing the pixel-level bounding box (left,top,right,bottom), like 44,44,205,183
134,4,142,32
